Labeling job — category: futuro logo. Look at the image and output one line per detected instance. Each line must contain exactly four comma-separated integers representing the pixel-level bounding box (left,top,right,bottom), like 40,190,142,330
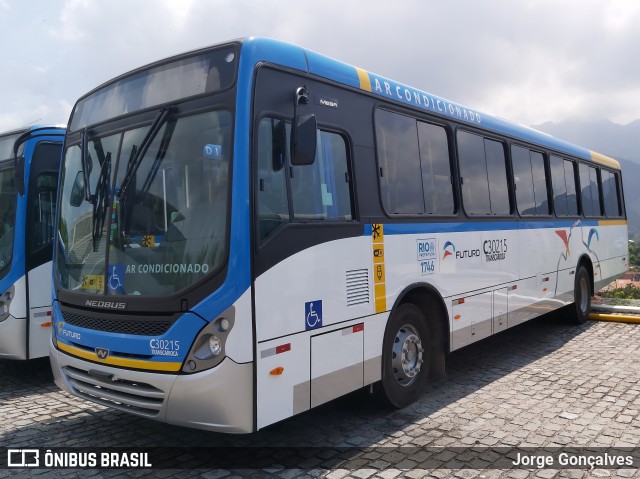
442,241,456,260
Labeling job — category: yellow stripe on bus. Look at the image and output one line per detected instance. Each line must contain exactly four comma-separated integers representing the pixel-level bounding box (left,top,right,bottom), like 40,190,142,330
371,223,386,313
356,67,372,92
598,219,628,226
590,151,620,169
57,342,182,372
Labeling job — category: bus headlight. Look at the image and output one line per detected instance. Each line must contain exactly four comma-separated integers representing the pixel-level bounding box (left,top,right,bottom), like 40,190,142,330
208,336,223,356
0,286,15,322
182,306,235,374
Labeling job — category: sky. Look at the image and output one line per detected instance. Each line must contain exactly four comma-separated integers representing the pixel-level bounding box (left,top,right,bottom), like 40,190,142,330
0,0,639,132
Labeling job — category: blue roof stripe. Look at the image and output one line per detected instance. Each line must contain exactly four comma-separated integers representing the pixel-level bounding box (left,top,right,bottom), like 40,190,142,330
305,50,361,89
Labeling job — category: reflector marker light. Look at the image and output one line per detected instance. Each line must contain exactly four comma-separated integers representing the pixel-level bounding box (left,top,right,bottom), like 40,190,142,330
342,323,365,335
261,343,292,359
270,367,285,376
452,298,465,306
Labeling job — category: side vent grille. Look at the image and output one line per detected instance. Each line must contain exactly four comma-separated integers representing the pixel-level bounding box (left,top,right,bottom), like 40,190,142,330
346,269,370,307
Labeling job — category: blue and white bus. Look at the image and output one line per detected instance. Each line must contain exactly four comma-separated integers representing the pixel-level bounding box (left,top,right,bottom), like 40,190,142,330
50,38,627,433
0,126,64,359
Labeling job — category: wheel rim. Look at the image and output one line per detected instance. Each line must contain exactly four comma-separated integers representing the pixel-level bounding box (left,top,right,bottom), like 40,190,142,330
578,275,589,314
391,324,424,387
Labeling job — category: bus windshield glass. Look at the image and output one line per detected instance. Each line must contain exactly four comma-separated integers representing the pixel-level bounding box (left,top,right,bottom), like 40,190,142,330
57,109,232,296
0,163,17,275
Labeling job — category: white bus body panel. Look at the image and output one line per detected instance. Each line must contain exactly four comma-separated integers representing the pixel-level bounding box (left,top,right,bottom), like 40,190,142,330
0,264,55,359
8,276,27,319
0,276,27,359
254,236,372,429
222,288,254,364
28,261,53,358
253,221,627,430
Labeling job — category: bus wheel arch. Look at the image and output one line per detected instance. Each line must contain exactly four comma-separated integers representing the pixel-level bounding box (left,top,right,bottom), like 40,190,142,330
573,255,594,324
380,284,448,408
577,255,594,294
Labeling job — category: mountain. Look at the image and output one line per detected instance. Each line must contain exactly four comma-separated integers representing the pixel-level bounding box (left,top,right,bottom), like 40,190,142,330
616,158,640,236
532,118,640,164
533,118,640,235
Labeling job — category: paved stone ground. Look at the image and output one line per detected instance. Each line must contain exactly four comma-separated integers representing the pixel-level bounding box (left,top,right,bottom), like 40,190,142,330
0,309,638,478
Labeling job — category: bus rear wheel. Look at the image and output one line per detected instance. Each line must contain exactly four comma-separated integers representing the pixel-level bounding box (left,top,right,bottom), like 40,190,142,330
380,303,432,408
572,265,591,324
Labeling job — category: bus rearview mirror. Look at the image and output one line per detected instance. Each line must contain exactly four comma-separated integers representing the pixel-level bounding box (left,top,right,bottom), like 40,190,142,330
70,171,85,207
291,113,317,166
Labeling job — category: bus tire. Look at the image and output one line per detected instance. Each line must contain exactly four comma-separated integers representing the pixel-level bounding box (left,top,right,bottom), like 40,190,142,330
380,303,431,408
572,265,591,324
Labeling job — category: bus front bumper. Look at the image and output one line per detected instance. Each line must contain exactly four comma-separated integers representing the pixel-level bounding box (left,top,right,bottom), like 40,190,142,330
50,338,254,433
0,315,27,360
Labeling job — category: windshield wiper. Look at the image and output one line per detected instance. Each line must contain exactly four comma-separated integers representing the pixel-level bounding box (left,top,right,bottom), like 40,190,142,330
80,128,93,202
91,144,111,252
117,105,174,199
85,135,112,252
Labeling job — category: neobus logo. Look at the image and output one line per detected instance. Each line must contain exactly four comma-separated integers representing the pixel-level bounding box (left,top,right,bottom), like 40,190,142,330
85,300,127,310
95,347,110,360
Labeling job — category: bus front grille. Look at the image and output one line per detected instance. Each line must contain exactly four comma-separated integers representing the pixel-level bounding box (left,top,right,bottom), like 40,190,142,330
62,366,165,417
61,310,173,336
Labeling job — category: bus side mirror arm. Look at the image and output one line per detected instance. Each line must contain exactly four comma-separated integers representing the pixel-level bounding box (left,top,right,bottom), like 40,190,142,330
291,86,317,166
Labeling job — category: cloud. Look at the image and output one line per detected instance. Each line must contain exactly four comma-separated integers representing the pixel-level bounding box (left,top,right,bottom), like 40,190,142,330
1,0,640,130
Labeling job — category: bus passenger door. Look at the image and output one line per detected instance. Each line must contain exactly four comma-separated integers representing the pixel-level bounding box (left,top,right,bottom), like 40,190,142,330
252,67,367,429
25,142,61,358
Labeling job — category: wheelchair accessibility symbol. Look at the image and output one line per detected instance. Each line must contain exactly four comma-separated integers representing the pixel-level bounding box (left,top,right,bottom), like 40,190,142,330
108,264,125,293
305,300,323,331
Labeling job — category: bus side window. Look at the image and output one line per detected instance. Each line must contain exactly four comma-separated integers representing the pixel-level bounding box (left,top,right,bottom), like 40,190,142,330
457,131,509,215
28,172,58,254
601,169,622,217
375,109,424,215
512,145,549,216
257,117,290,241
457,131,490,215
564,160,579,216
579,163,602,217
550,156,580,217
291,130,352,222
417,121,454,215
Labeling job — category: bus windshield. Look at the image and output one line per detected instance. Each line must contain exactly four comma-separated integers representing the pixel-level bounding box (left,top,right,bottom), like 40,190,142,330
0,164,17,275
56,109,232,296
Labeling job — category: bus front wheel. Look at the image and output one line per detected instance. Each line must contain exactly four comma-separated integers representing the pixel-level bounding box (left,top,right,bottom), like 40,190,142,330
572,265,591,324
380,303,432,408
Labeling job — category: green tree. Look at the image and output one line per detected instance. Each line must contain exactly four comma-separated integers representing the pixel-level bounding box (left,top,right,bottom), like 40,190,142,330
629,241,640,267
600,284,640,299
